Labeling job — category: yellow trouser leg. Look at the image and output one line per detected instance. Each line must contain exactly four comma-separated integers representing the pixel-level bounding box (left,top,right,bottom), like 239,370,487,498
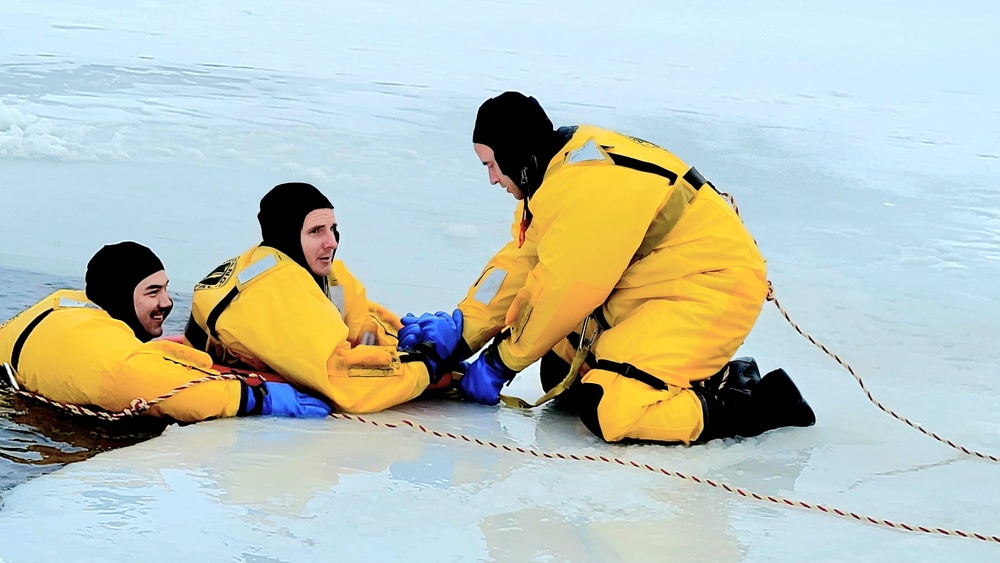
578,369,705,445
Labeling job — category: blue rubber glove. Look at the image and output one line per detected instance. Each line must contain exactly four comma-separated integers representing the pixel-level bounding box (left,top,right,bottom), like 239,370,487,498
242,382,332,418
397,314,426,350
398,309,464,361
459,345,517,406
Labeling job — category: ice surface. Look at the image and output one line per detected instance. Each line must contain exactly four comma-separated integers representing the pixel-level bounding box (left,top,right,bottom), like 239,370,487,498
1,0,999,560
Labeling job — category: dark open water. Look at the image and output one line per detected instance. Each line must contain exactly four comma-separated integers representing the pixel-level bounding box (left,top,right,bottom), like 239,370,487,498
0,266,192,500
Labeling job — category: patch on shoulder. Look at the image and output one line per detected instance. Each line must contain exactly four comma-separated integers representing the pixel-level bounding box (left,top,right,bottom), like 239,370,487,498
237,254,278,285
565,139,608,164
56,298,99,309
473,268,507,305
195,257,238,290
623,134,661,149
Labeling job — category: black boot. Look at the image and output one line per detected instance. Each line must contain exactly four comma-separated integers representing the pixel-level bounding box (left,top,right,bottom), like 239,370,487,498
697,368,815,442
696,387,752,442
696,356,761,392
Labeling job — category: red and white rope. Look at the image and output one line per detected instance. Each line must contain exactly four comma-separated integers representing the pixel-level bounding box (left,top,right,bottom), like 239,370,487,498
332,413,1000,544
722,190,998,464
766,286,999,464
6,371,261,421
5,370,997,543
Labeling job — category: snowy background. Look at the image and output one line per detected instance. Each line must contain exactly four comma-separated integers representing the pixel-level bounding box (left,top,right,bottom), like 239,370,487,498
1,0,999,560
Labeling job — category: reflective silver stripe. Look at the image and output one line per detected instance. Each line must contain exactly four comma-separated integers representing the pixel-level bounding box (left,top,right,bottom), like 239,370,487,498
473,268,507,305
329,285,346,316
57,298,98,309
566,139,606,164
2,363,19,390
360,331,377,346
237,254,278,285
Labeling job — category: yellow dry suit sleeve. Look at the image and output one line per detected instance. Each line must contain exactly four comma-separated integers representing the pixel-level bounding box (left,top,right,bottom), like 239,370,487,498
496,166,667,371
361,301,403,347
329,260,401,348
458,201,539,354
103,340,243,423
221,259,429,413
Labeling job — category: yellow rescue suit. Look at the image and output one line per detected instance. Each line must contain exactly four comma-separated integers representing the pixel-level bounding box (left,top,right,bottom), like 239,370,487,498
186,245,430,413
460,125,768,444
0,290,242,422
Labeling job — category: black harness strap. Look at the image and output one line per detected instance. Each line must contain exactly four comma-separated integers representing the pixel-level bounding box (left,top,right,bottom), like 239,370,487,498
11,308,55,372
606,147,716,196
594,359,670,391
184,285,239,352
605,152,679,183
683,166,720,194
591,306,611,331
206,286,240,339
184,315,209,352
565,148,721,393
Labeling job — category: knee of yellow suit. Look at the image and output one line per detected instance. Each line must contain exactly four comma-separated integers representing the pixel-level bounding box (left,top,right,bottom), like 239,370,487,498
575,369,705,444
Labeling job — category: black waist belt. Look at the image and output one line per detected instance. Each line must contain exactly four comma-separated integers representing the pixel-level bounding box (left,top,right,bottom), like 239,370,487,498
594,359,670,391
10,308,55,372
184,286,239,352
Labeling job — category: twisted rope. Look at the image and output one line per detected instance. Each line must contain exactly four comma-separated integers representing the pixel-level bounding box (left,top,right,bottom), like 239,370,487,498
766,286,999,463
4,362,996,542
2,189,993,541
720,191,999,464
331,412,1000,544
6,371,261,421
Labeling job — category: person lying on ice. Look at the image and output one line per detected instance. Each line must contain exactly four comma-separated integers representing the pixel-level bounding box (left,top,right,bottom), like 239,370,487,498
399,91,816,445
185,182,456,414
0,242,331,422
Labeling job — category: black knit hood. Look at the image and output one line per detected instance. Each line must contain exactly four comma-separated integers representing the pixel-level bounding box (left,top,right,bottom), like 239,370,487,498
257,182,335,290
472,91,569,199
85,241,167,342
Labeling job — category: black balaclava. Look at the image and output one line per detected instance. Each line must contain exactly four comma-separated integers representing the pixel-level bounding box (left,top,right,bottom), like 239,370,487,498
85,241,168,342
472,91,569,199
257,182,335,289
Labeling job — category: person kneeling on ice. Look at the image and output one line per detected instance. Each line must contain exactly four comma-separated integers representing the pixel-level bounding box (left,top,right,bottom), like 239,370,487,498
399,91,816,445
185,182,455,414
0,242,331,422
